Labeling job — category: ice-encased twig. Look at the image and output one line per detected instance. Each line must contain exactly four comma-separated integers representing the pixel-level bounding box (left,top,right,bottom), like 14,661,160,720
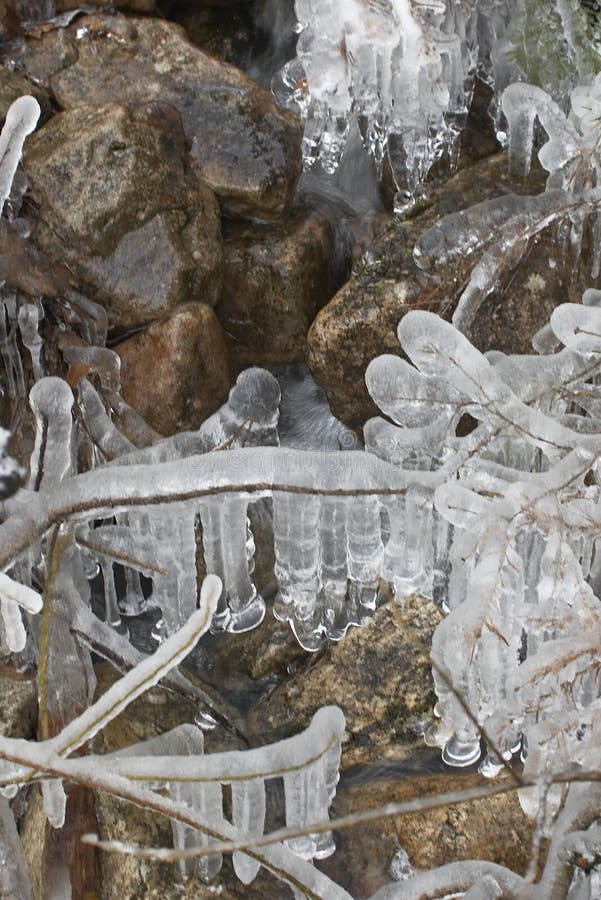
46,574,221,758
0,730,354,900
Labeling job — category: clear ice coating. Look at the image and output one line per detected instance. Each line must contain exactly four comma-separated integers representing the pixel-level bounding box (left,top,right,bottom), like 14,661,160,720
274,0,472,192
97,706,345,881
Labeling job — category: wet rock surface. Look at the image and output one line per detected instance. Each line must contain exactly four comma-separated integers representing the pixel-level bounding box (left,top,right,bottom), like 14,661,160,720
115,302,231,435
218,202,346,370
321,769,534,898
249,594,442,769
306,153,592,430
17,11,302,219
24,101,223,330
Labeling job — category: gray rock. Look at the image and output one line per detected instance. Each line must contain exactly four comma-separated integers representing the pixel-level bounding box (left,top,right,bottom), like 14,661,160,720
18,12,302,220
24,102,224,330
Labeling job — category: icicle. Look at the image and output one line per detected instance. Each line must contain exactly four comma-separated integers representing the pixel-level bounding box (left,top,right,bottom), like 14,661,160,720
146,503,199,636
171,780,223,883
501,83,583,181
75,378,134,461
231,779,266,884
381,486,434,600
273,492,322,651
0,290,25,398
17,301,44,381
283,768,313,860
28,377,74,489
346,495,383,618
318,498,349,641
41,779,67,829
200,497,264,633
0,597,27,652
97,558,121,627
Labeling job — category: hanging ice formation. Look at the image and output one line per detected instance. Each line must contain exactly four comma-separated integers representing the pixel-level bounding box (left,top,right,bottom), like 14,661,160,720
273,0,476,193
101,705,345,881
272,0,601,196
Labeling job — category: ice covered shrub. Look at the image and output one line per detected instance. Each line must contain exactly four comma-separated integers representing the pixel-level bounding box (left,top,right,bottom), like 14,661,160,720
364,296,601,817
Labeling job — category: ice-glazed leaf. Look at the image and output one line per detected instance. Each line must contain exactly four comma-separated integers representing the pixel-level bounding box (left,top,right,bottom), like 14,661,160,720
0,96,40,212
363,415,450,464
413,194,531,271
550,303,601,354
365,354,466,427
449,190,601,333
434,482,503,531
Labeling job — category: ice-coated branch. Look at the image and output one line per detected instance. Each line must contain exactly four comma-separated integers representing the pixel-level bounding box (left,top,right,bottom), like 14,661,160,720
368,860,524,899
47,574,221,758
0,733,353,900
102,706,344,784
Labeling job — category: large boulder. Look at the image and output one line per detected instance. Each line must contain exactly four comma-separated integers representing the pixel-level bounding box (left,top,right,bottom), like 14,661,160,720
18,12,302,220
24,102,224,331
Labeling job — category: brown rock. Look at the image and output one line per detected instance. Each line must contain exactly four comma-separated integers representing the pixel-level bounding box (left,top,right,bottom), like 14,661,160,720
306,152,595,430
218,203,345,370
115,303,231,435
319,770,534,898
18,12,302,220
24,102,224,330
249,594,443,768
